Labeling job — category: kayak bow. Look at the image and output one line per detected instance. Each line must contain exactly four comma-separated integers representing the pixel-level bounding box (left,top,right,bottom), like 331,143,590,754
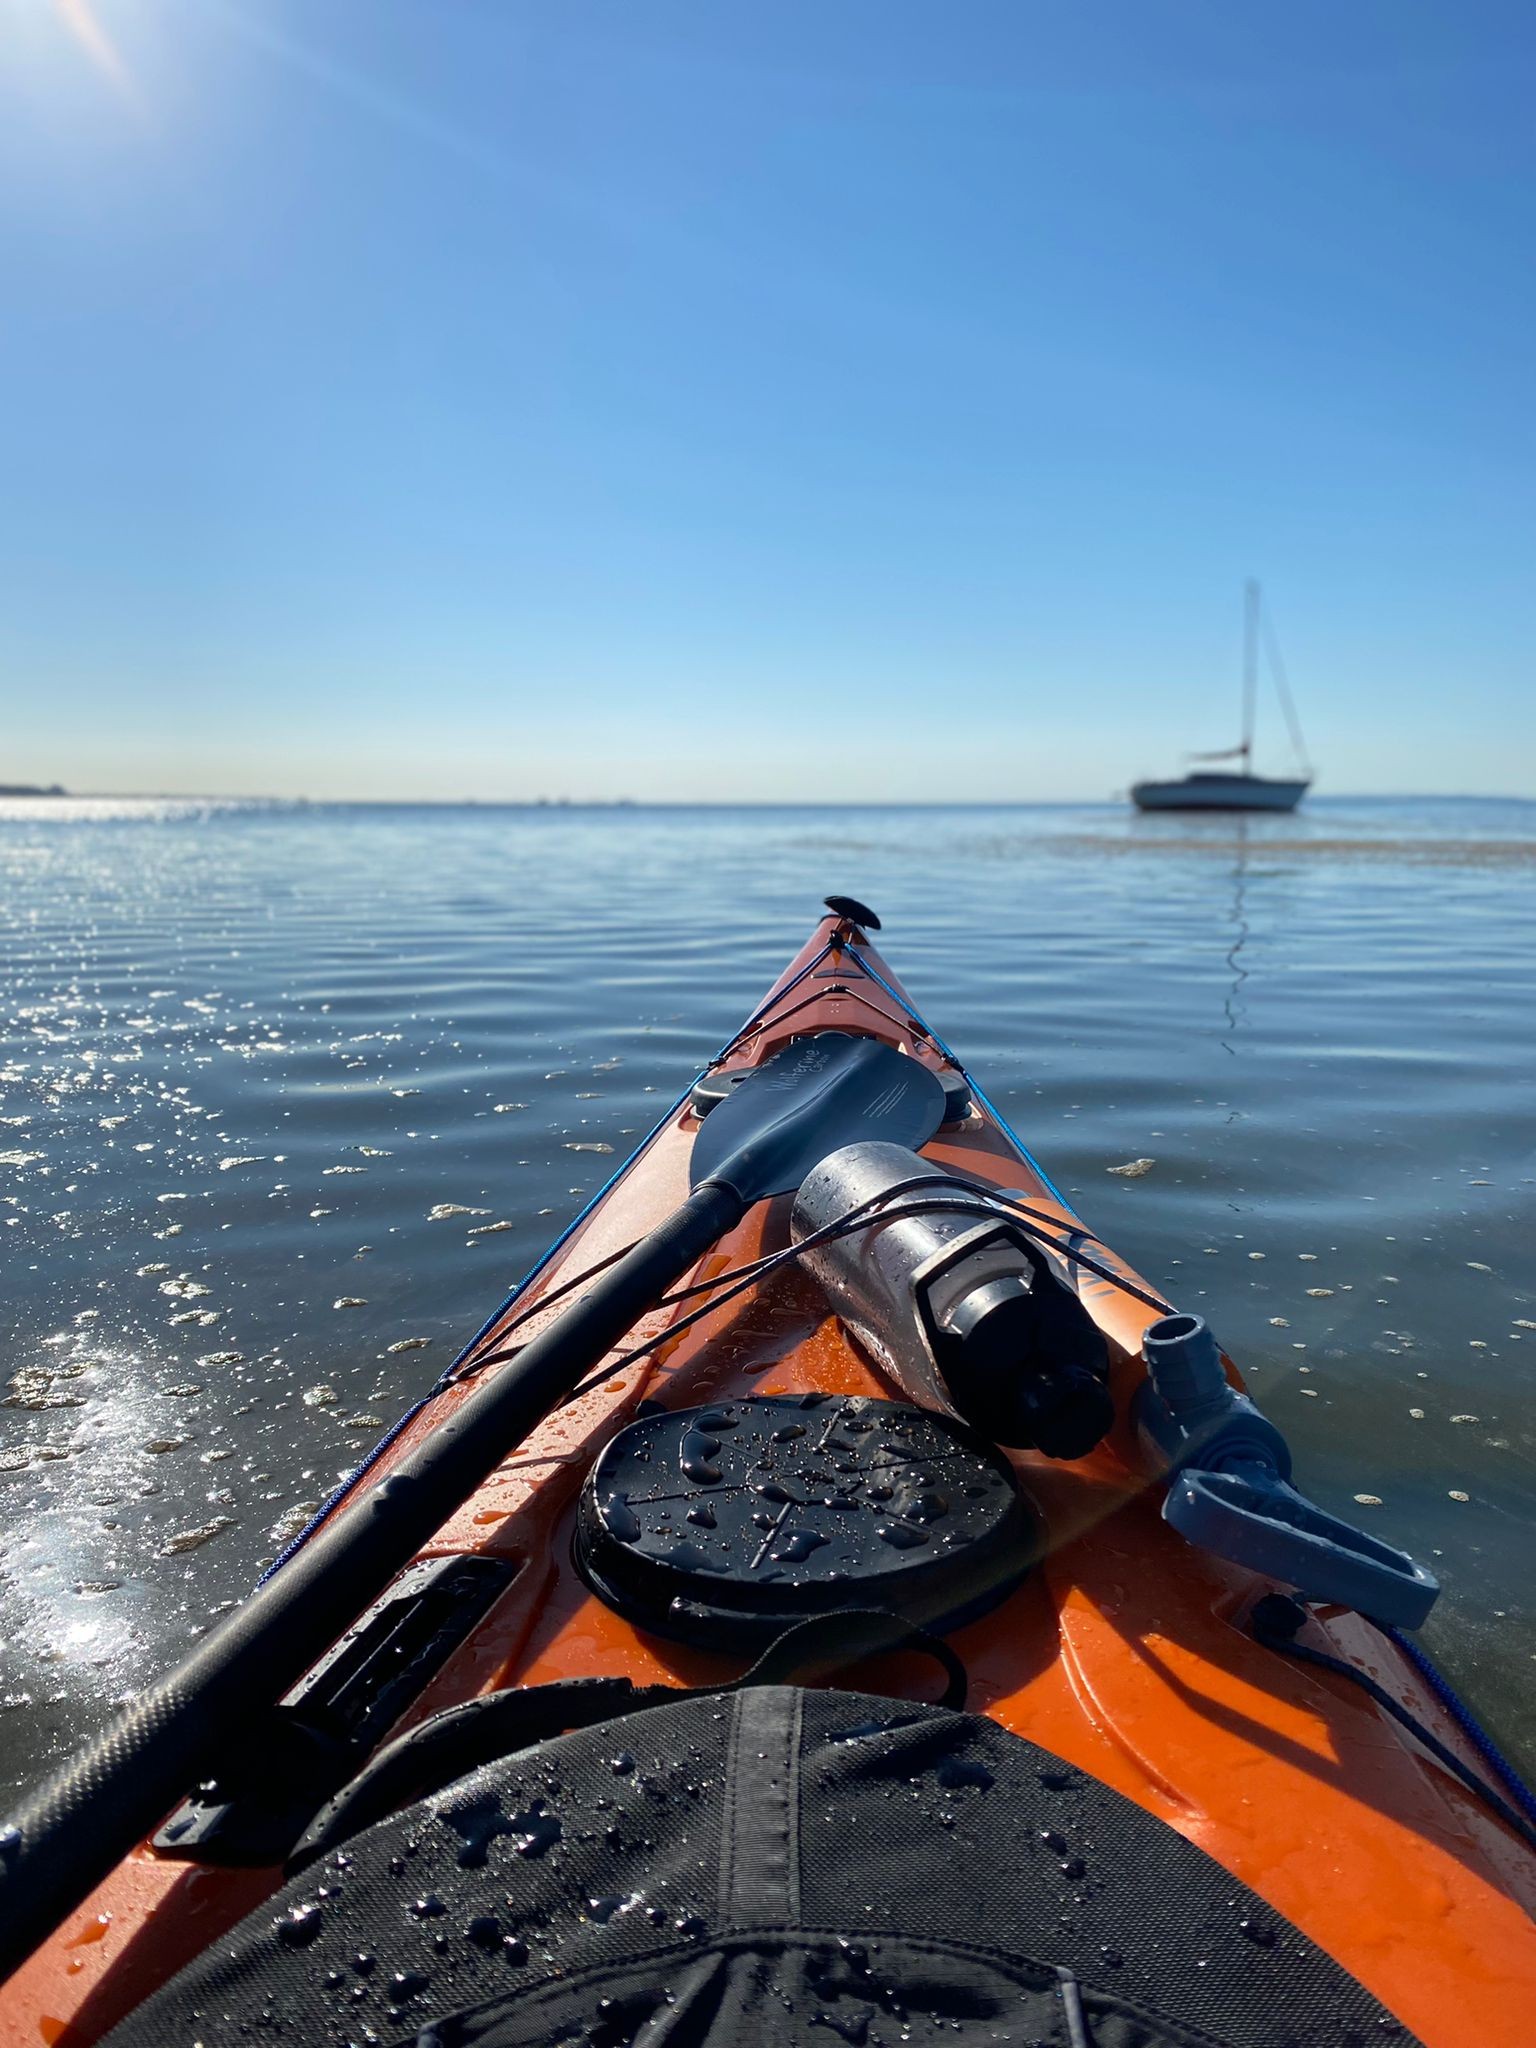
2,905,1533,2048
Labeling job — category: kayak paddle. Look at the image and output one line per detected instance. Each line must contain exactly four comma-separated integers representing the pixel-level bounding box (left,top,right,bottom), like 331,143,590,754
0,1030,945,1980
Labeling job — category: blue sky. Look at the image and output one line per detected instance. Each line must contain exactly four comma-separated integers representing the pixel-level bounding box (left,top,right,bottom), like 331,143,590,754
2,1,1532,800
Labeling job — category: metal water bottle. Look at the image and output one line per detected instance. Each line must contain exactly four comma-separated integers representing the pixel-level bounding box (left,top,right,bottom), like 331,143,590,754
791,1141,1113,1458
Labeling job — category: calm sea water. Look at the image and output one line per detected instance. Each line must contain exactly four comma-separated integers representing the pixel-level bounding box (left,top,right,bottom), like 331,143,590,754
1,797,1532,1798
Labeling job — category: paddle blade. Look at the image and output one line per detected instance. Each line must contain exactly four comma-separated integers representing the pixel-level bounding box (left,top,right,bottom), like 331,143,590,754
690,1032,947,1202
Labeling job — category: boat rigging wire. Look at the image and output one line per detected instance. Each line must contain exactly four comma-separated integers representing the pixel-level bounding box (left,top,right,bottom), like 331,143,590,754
1260,602,1312,777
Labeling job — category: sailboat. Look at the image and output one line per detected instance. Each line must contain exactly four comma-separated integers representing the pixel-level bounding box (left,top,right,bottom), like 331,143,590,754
1131,581,1312,813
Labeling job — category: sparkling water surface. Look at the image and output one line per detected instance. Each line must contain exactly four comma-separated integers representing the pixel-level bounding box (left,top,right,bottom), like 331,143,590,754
1,796,1532,1796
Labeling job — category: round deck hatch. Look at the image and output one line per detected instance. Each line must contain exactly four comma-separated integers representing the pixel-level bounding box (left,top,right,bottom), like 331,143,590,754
575,1393,1040,1650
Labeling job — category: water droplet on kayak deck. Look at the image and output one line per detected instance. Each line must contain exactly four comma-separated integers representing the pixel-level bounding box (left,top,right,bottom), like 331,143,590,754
276,1901,323,1947
444,1792,561,1868
586,1892,640,1923
935,1756,993,1791
813,2007,874,2044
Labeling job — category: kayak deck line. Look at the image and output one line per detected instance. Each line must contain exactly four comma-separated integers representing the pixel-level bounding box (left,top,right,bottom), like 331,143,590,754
3,910,1535,2048
260,934,861,1585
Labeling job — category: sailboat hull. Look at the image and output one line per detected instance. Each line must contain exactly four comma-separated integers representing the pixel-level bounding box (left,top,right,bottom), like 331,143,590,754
1131,774,1309,813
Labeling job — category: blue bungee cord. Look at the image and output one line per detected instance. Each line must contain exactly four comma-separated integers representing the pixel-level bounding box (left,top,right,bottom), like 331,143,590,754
1385,1623,1536,1834
839,945,1076,1213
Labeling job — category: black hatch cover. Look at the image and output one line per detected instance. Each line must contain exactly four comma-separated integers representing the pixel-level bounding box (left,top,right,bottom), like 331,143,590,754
575,1394,1041,1650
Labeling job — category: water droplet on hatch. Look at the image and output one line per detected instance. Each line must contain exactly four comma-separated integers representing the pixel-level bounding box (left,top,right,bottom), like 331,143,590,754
900,1490,949,1524
603,1492,641,1543
680,1428,723,1484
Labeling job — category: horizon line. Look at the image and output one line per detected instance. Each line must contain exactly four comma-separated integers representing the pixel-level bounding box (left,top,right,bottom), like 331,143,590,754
2,789,1534,809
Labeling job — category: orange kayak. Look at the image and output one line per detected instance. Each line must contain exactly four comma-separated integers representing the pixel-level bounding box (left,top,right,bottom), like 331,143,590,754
3,905,1534,2047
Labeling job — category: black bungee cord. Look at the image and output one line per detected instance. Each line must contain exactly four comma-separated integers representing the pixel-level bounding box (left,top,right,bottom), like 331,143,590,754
454,1172,1173,1410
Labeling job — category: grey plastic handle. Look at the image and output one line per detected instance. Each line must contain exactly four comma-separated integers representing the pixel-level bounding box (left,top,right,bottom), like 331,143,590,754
1135,1311,1439,1629
1165,1461,1439,1629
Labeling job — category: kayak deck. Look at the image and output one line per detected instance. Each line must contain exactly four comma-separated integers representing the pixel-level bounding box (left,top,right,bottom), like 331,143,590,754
6,916,1535,2048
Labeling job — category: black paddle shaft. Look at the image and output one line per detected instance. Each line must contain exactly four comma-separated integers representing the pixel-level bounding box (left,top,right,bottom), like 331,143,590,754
0,1177,743,1984
0,1029,946,1981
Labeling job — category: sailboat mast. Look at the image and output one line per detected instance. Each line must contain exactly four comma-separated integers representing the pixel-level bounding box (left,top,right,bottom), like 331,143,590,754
1241,578,1260,773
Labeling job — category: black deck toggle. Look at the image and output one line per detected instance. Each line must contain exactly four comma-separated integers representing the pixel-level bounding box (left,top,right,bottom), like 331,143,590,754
823,894,881,930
